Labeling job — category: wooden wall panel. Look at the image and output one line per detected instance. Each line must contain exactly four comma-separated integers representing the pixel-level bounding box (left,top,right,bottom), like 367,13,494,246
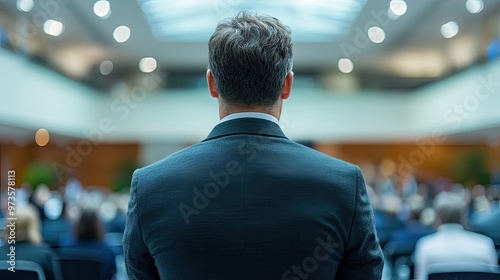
0,143,139,189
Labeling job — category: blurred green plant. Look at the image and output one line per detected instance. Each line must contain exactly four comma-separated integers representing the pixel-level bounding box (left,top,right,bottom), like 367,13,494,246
114,161,139,193
451,149,491,186
24,161,57,189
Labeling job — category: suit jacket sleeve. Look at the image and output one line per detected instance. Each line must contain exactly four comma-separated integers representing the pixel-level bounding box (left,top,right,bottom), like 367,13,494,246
335,166,384,280
123,170,160,280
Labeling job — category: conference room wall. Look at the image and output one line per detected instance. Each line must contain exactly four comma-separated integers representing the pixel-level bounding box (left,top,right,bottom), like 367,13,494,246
316,142,500,186
0,143,139,189
1,140,499,190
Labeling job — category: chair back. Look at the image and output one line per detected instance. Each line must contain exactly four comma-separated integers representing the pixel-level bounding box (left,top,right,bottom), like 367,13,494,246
104,232,124,256
0,260,46,280
428,271,500,280
58,248,106,280
427,263,500,280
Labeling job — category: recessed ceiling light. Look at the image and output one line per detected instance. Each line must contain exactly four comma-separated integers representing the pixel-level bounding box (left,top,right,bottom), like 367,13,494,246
100,60,113,75
139,57,157,73
16,0,34,12
43,20,64,37
441,21,459,39
338,58,354,74
465,0,483,14
390,0,407,16
113,25,131,43
367,26,386,43
93,1,111,18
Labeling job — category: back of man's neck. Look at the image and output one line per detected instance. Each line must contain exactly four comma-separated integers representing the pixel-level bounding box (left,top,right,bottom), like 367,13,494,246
220,105,280,120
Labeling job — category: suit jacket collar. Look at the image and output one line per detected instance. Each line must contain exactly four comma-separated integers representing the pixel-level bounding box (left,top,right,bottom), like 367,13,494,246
203,117,288,142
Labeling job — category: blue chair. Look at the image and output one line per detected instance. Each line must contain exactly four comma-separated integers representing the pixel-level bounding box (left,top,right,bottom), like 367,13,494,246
426,264,500,280
104,232,124,256
384,241,416,279
0,260,46,280
428,271,500,280
58,248,111,280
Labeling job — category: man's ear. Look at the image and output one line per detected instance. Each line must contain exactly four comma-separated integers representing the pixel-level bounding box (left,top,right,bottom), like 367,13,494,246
281,71,293,100
206,70,219,98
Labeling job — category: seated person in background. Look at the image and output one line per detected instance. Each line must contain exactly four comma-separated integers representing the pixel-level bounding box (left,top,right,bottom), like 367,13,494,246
64,208,116,279
390,194,434,245
0,204,62,280
471,185,500,244
373,194,405,247
414,191,498,280
42,196,72,246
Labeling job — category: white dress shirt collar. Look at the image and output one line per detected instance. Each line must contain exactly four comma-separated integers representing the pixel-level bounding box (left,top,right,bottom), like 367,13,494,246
437,223,464,231
219,112,279,125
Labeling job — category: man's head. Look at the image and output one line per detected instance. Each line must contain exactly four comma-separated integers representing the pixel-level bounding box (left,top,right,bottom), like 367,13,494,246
433,191,465,225
207,12,293,117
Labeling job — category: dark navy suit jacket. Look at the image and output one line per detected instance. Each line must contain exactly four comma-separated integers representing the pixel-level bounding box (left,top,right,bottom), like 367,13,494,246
123,118,383,280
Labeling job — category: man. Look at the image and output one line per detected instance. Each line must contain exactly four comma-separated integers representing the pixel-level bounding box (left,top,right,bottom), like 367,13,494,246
123,12,383,280
414,191,498,280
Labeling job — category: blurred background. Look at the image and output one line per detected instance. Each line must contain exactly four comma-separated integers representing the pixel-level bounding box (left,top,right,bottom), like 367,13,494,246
0,0,499,279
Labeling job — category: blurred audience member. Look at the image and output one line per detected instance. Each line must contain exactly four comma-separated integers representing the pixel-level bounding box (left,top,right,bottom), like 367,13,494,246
471,185,500,244
470,184,490,217
31,184,52,220
0,204,62,280
41,195,72,246
100,195,126,233
64,175,83,204
390,194,434,245
374,195,404,247
65,208,116,279
376,159,397,195
414,191,498,280
402,174,418,197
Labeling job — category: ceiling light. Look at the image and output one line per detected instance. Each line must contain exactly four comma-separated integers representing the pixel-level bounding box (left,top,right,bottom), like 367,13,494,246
113,25,131,43
17,0,34,12
390,0,407,16
138,0,368,42
35,128,50,147
367,26,386,43
440,21,459,39
100,60,113,75
93,0,111,18
139,57,157,73
338,58,354,74
43,20,64,37
465,0,483,14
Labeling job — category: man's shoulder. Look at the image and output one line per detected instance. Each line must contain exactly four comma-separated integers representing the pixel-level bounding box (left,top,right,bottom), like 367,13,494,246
288,141,358,171
135,139,359,182
460,228,496,245
135,143,204,176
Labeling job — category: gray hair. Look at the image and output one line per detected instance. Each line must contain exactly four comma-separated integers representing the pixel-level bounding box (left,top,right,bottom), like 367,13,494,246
433,191,465,224
208,12,293,106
